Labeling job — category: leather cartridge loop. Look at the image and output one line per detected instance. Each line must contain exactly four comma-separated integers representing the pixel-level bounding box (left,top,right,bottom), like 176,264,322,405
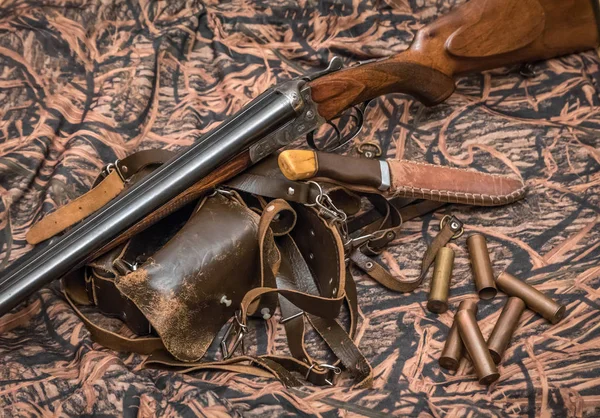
350,204,458,293
420,215,463,279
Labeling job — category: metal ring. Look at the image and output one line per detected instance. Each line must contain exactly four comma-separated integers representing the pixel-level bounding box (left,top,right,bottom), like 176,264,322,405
357,142,382,158
439,215,464,240
304,180,323,207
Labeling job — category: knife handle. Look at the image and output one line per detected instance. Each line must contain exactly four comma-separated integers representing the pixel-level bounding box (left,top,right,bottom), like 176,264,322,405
278,150,386,189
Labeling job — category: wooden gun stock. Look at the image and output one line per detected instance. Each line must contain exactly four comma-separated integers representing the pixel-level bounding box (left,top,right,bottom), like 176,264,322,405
309,0,600,119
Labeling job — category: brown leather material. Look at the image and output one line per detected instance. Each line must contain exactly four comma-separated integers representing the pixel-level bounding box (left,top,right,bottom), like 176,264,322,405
288,204,346,299
351,249,422,293
62,150,456,387
115,194,266,362
239,286,345,329
396,200,446,222
114,149,175,178
88,151,253,262
144,351,303,388
388,160,527,206
226,173,318,204
228,156,363,215
315,151,382,189
65,195,198,335
88,272,152,336
420,216,463,278
63,289,165,355
26,170,125,245
26,149,175,245
307,314,373,388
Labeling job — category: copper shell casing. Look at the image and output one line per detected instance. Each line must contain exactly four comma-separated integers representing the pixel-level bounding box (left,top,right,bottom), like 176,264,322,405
487,297,526,364
439,300,478,371
456,308,500,385
427,247,455,314
467,234,498,300
496,272,566,324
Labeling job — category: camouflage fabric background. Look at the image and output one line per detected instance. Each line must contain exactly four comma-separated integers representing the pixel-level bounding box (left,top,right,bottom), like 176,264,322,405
0,0,599,416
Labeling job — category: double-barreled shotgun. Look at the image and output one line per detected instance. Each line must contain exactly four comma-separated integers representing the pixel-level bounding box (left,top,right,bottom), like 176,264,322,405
0,0,598,316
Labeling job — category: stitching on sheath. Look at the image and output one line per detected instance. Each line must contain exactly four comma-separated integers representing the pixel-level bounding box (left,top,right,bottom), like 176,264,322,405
397,160,521,180
391,184,528,204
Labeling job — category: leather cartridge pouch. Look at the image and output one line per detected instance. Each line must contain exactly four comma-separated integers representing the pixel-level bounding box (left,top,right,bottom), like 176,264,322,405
62,155,365,386
114,193,270,362
65,189,279,362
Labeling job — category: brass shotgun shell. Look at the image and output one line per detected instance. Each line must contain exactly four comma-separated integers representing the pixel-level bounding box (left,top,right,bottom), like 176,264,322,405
456,308,500,385
467,234,498,300
439,300,478,371
427,247,455,313
487,297,526,364
496,272,566,324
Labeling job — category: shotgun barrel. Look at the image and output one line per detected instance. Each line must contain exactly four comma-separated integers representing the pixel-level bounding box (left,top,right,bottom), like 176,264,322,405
0,81,316,316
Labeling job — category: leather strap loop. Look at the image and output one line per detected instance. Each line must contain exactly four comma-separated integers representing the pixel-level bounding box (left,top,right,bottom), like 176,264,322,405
26,149,175,245
63,287,165,355
420,215,463,279
26,170,125,245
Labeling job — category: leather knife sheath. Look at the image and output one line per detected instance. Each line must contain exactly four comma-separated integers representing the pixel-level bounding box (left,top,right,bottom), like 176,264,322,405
278,150,527,206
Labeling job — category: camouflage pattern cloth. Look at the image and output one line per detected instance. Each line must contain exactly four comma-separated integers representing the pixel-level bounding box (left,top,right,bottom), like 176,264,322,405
0,0,599,416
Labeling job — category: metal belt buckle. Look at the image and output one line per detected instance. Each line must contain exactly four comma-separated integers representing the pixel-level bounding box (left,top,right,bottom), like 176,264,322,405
220,311,248,360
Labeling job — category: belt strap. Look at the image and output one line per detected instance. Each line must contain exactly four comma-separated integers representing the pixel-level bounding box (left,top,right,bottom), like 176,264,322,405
26,149,174,245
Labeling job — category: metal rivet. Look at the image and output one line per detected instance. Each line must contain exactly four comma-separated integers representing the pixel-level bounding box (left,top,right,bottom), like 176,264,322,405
220,295,232,307
121,165,128,173
451,222,459,229
387,232,394,239
287,187,295,196
365,151,373,158
310,229,315,237
332,287,337,294
306,110,314,120
309,253,314,260
365,261,374,269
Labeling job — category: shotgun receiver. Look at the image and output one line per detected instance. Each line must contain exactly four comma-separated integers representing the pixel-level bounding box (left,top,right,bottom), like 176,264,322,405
0,0,598,317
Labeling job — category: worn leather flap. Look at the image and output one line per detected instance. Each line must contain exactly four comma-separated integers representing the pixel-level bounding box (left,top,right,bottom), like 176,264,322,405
115,194,263,362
